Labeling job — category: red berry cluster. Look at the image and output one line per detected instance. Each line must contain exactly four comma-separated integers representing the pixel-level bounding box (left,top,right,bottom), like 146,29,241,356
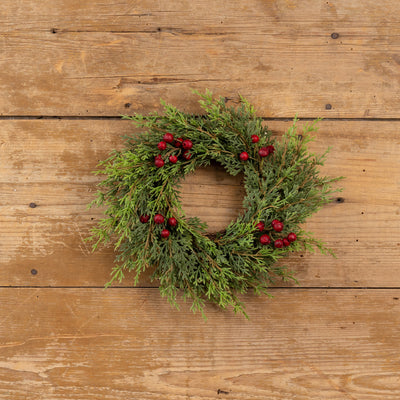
154,133,193,168
238,134,275,162
258,145,275,158
140,212,177,239
256,219,297,248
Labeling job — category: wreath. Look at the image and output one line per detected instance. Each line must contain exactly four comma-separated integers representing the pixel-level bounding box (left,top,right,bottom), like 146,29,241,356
89,91,341,317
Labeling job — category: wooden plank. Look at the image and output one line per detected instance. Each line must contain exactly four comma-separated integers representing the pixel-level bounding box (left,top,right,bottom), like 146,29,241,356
0,288,399,399
2,0,398,33
1,119,399,287
0,0,399,117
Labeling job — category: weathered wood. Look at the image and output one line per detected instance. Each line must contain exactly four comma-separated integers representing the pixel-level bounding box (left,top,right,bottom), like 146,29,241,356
0,288,399,399
0,0,399,117
1,2,398,399
2,0,398,33
1,119,399,288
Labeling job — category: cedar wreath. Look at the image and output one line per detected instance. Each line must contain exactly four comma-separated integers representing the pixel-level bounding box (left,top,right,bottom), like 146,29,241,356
88,91,342,318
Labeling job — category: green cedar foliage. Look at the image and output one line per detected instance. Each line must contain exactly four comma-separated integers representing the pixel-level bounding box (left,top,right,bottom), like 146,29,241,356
88,91,342,318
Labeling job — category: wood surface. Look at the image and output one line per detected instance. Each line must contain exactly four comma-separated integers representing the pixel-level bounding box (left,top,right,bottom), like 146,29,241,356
1,0,399,398
0,288,400,400
0,0,399,117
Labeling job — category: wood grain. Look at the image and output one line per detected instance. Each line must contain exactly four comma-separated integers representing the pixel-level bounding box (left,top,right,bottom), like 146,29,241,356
0,288,399,399
1,119,399,287
0,2,399,399
1,0,397,32
0,0,399,117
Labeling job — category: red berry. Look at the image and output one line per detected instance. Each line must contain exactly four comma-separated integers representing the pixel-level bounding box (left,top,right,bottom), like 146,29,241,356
157,141,167,151
154,214,164,224
174,137,183,147
155,154,162,159
259,147,269,157
239,151,249,161
168,217,177,227
260,234,271,245
273,221,284,232
163,133,174,143
274,239,284,248
255,222,265,232
182,150,192,160
283,238,290,247
251,135,260,143
271,219,280,227
169,155,178,164
266,145,275,155
287,232,297,242
182,139,193,150
139,215,150,223
154,158,164,168
161,229,170,239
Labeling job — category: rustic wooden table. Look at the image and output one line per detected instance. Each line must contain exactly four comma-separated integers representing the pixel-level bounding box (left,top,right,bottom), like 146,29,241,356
1,1,399,399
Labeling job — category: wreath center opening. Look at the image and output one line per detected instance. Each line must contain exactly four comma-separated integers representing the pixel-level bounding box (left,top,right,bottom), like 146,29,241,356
180,161,245,234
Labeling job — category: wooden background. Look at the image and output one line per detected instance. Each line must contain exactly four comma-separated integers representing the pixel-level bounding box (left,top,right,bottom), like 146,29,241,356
1,1,400,398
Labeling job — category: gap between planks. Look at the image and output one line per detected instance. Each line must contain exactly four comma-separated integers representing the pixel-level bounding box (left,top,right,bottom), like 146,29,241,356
1,286,400,290
3,116,400,121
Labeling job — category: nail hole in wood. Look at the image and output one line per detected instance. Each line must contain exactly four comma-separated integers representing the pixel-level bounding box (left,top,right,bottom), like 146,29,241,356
29,202,37,208
51,28,58,34
325,104,332,110
331,32,339,39
336,197,344,203
124,103,131,108
31,269,38,275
